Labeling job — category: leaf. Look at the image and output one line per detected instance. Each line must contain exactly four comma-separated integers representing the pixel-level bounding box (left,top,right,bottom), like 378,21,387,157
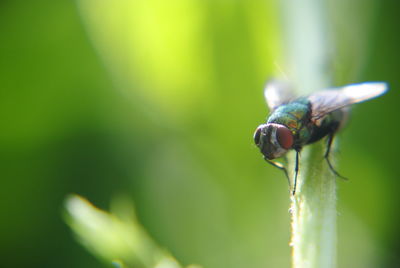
65,195,199,268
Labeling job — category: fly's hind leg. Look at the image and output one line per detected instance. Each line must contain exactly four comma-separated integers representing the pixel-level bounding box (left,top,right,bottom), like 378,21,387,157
325,132,348,180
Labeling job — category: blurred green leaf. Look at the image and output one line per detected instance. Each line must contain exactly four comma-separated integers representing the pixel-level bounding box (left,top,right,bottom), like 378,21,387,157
65,195,198,268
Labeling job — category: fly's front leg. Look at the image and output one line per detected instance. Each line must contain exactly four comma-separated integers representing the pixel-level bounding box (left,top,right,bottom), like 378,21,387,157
325,132,348,180
293,150,300,195
264,157,292,194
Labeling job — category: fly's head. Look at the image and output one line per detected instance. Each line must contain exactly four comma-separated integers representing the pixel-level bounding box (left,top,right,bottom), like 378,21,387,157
253,123,294,159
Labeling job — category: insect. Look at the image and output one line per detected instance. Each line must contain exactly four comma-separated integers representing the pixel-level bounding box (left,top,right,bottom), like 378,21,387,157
254,80,388,195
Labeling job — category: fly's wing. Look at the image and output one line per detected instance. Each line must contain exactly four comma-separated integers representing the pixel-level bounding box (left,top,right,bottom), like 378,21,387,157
308,82,388,120
264,79,296,111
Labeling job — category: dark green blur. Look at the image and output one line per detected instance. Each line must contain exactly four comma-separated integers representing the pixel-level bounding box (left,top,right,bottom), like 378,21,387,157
1,1,399,267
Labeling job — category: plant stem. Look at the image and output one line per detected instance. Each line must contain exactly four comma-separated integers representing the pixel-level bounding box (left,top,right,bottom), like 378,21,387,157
289,143,337,268
278,0,337,267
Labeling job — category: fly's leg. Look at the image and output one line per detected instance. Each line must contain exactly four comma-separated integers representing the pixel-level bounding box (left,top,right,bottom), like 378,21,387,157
293,150,300,195
264,157,292,194
325,133,348,180
264,154,300,195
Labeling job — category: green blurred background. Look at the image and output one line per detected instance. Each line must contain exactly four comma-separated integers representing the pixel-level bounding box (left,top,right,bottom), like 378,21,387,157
1,0,399,267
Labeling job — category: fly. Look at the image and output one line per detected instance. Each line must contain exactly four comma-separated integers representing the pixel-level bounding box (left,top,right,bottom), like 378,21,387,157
254,80,388,195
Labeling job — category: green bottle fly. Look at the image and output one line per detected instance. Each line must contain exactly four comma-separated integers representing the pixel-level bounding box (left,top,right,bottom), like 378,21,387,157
254,80,388,194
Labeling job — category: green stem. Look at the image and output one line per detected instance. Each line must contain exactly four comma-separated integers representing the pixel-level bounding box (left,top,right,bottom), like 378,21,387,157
289,143,337,268
278,1,337,267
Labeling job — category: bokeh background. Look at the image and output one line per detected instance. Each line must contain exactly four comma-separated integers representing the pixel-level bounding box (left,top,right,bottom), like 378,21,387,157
1,0,399,267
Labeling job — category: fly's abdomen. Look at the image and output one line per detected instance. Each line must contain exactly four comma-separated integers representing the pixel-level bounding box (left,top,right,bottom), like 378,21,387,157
306,109,345,144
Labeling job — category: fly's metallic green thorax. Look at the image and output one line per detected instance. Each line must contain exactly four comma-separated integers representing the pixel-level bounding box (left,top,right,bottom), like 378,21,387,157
266,98,346,148
254,79,388,194
266,98,312,148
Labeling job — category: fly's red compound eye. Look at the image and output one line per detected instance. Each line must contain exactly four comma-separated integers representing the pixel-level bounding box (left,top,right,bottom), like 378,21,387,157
276,125,293,149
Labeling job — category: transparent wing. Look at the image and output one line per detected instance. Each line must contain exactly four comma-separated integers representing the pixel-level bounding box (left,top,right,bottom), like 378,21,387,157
264,79,296,111
308,82,388,120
